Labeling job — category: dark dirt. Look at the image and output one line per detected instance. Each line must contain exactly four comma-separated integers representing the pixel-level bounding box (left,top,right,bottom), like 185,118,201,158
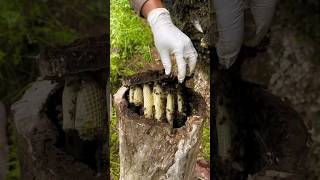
123,70,170,87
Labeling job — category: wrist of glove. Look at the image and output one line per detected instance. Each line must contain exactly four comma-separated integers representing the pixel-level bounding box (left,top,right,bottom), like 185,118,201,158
147,8,198,83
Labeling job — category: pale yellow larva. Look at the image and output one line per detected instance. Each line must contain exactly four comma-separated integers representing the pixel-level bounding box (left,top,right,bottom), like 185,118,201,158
143,84,153,118
166,92,175,126
153,83,164,121
177,92,184,114
129,86,134,103
133,86,143,106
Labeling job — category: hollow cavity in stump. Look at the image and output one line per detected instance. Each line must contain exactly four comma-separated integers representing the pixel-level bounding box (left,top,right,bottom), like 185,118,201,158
123,71,193,129
45,85,105,173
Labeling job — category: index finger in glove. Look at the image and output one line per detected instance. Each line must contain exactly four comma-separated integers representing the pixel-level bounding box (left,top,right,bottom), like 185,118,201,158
175,52,186,83
159,49,172,75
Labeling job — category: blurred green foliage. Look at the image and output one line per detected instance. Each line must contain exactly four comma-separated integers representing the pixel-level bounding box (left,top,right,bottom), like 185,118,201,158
0,0,107,105
201,120,210,161
110,0,153,93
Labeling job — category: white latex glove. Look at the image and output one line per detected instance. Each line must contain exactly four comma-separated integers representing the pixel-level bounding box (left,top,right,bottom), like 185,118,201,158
147,8,198,83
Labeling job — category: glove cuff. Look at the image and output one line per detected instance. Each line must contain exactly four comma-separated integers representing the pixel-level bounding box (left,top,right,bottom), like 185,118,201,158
147,8,172,30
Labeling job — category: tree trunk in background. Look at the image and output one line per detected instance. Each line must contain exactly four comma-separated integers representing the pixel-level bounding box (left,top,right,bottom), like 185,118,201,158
114,86,207,180
0,102,8,180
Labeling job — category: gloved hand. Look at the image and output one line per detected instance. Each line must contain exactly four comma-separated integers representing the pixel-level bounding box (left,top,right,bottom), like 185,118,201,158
147,8,198,83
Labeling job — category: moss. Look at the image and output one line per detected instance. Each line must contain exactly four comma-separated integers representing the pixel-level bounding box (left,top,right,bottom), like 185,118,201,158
201,119,210,162
110,109,120,179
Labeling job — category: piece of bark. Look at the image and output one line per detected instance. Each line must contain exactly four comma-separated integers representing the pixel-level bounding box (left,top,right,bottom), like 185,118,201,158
114,86,206,180
11,80,107,180
38,35,108,80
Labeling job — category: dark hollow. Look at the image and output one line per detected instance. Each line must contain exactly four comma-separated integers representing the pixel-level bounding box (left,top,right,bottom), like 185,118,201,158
45,85,100,172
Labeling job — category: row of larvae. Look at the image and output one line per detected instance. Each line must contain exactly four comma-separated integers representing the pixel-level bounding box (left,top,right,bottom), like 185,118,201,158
128,83,184,125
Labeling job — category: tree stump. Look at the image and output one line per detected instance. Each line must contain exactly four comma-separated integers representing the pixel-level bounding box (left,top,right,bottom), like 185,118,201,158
114,73,207,180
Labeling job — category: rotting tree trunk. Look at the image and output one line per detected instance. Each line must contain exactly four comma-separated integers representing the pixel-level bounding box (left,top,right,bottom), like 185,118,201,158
114,85,207,180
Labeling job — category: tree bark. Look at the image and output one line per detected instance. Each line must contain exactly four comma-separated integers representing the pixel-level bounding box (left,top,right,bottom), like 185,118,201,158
114,86,207,180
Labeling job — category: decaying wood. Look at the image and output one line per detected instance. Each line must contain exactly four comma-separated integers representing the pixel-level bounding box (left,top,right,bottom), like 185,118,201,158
38,34,108,80
114,86,206,180
122,70,173,87
11,80,106,180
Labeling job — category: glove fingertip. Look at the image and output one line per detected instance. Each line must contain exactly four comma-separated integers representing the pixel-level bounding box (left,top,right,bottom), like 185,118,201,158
165,67,171,75
178,77,185,83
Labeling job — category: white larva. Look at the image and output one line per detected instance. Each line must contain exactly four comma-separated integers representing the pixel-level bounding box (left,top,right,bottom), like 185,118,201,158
166,93,175,125
153,83,164,121
177,93,184,114
143,84,153,118
129,87,134,103
133,86,143,106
